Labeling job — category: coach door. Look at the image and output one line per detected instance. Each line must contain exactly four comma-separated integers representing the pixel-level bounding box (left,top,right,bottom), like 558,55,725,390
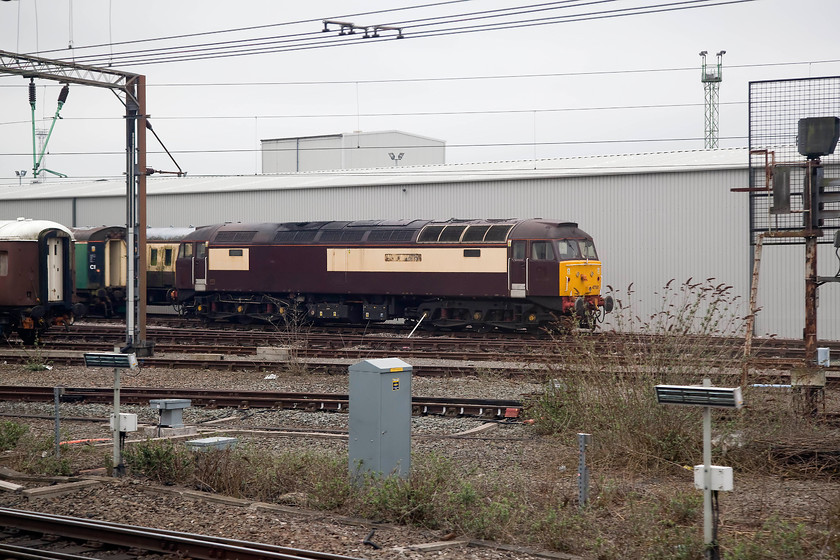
508,240,526,298
46,237,64,302
105,239,127,287
193,241,208,291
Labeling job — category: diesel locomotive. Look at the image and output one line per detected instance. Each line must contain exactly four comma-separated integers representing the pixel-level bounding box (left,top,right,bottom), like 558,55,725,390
172,218,613,330
0,218,84,344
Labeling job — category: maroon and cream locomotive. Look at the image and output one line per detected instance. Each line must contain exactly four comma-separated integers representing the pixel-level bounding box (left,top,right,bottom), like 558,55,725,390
0,218,84,344
172,218,613,330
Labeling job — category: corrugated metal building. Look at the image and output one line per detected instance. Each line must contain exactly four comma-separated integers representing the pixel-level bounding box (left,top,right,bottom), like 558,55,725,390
260,131,445,172
0,147,836,341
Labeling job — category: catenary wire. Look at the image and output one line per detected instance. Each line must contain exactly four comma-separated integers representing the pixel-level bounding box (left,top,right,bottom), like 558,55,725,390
38,1,614,65
32,0,753,67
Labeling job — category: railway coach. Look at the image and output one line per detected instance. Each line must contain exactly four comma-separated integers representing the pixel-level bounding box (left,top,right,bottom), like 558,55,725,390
172,218,613,331
71,225,126,317
71,226,195,315
0,218,83,344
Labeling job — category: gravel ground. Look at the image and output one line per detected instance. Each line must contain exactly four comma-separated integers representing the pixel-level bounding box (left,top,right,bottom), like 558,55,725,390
0,363,576,560
1,362,839,559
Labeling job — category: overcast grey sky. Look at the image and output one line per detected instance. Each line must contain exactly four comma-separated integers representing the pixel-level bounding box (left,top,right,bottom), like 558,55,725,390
1,0,839,181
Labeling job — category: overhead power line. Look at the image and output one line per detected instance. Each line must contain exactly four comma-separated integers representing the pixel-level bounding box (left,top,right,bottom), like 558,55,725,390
27,0,754,68
32,0,475,56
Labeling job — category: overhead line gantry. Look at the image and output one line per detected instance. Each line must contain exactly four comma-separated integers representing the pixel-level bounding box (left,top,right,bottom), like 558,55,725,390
0,49,152,357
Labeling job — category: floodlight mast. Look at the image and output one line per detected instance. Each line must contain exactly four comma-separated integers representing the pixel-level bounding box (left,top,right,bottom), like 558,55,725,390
0,50,151,356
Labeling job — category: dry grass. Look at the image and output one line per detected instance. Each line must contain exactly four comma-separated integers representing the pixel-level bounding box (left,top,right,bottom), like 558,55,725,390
6,278,840,558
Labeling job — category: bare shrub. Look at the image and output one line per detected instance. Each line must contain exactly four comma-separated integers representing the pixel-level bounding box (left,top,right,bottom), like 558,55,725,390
268,299,312,376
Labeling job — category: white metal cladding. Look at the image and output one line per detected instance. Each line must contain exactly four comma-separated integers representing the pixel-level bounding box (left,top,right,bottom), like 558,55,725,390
0,200,74,227
1,147,838,340
74,198,126,228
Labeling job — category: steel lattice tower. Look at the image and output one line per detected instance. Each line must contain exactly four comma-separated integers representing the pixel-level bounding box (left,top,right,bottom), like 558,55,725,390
700,50,725,149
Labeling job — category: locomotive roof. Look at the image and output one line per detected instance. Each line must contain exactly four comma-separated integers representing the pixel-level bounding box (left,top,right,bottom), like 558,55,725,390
0,218,73,241
181,218,591,244
509,220,592,240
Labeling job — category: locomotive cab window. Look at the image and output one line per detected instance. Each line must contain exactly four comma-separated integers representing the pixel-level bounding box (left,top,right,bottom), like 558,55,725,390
0,251,6,276
556,240,580,261
580,240,598,260
179,243,193,258
196,243,207,258
531,241,555,261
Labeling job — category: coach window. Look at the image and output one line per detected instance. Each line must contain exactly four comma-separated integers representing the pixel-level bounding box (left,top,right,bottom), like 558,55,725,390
0,251,7,276
150,249,158,267
511,240,526,260
164,248,173,266
531,241,555,261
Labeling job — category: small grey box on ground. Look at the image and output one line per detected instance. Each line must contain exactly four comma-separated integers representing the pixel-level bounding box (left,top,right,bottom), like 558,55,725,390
186,437,238,451
149,398,192,428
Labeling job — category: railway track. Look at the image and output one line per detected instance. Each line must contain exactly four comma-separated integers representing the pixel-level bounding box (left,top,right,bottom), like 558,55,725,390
49,321,840,359
0,385,524,419
0,507,365,560
5,320,840,376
